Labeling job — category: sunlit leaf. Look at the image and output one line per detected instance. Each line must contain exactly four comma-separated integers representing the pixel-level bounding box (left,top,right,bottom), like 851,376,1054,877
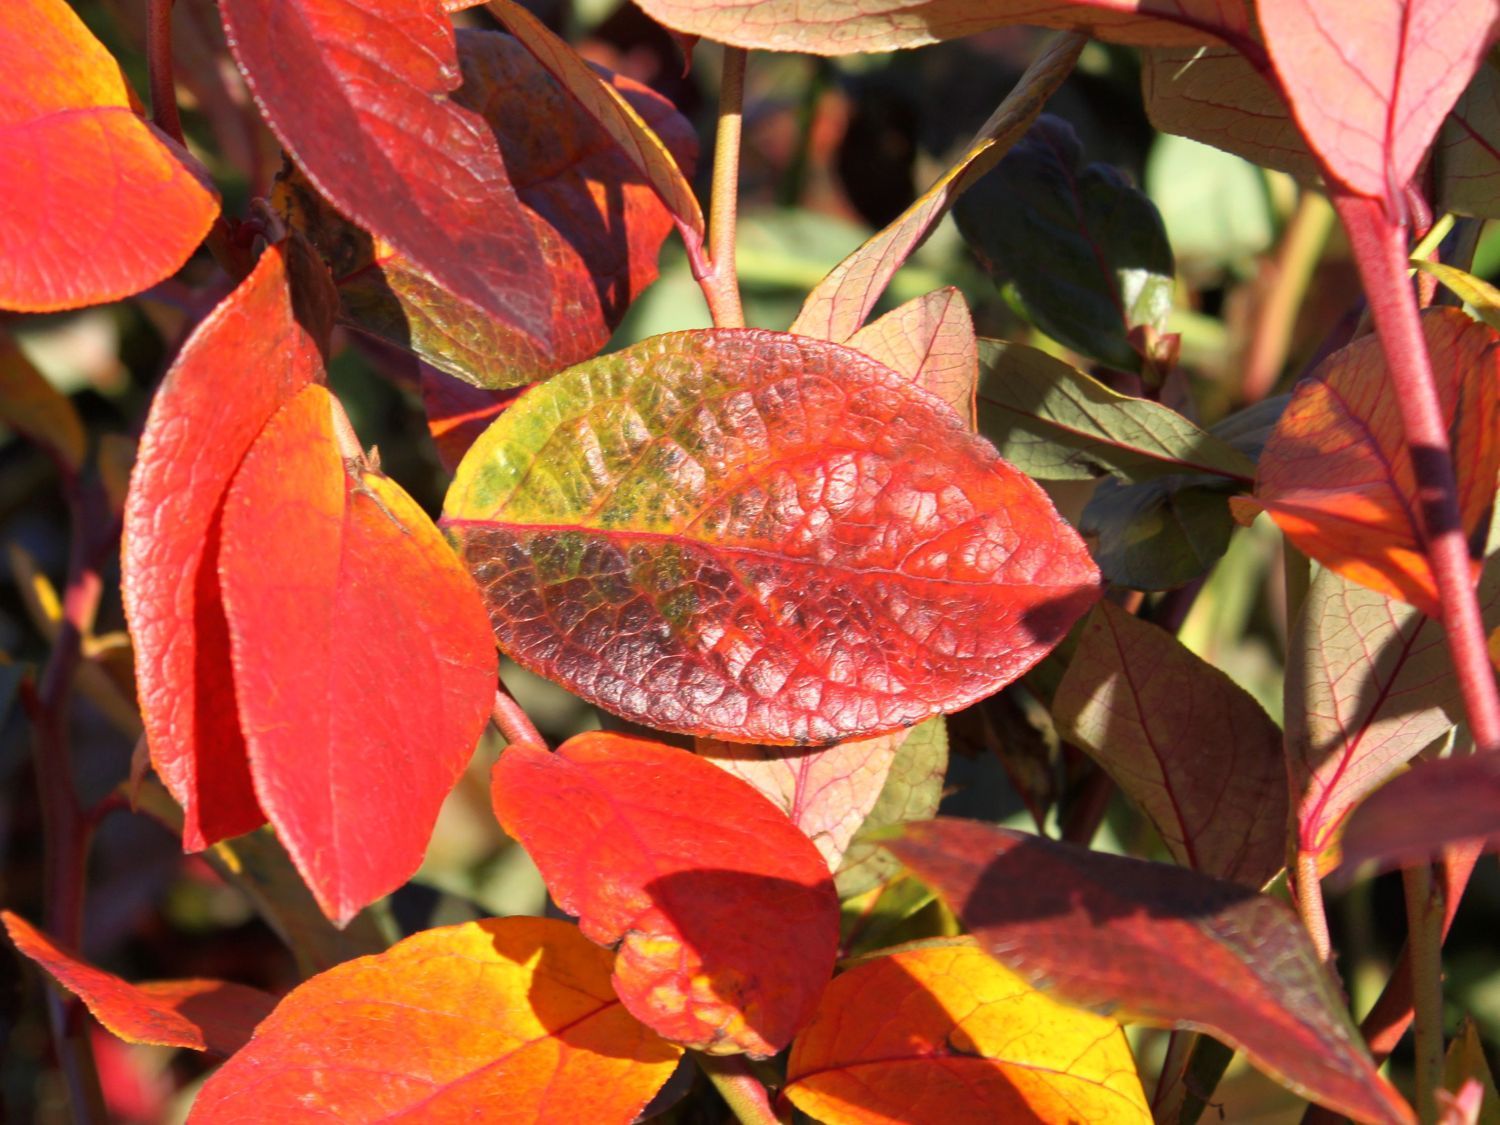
845,288,978,423
835,717,948,898
421,367,529,474
1412,260,1500,332
0,328,85,473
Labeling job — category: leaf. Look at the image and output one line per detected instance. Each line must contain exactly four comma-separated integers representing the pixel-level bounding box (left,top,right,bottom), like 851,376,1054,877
489,732,840,1056
1338,751,1500,872
1435,51,1500,219
1053,600,1288,887
0,328,85,473
954,116,1175,372
188,917,682,1123
784,943,1150,1125
790,33,1084,344
0,0,219,311
420,366,529,474
3,911,274,1057
218,383,496,925
835,717,949,898
1259,0,1500,206
1445,1017,1500,1125
631,0,1247,54
1413,260,1500,332
975,338,1255,483
218,0,550,332
889,820,1415,1125
1240,307,1500,618
443,328,1102,744
1287,562,1500,859
845,288,979,423
694,733,901,871
276,30,696,389
122,237,337,851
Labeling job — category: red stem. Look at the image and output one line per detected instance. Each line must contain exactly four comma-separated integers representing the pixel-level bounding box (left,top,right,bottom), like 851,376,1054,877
491,680,548,753
147,0,185,145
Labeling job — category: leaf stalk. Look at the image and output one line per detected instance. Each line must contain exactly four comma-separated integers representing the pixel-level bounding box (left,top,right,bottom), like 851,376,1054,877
695,1052,787,1125
1403,862,1446,1124
147,0,185,145
697,45,748,328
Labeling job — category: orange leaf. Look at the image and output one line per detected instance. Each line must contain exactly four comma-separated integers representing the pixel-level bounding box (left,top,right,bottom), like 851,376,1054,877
490,732,840,1056
1244,307,1500,617
0,0,219,311
218,384,496,925
0,328,85,473
845,288,979,426
785,943,1150,1124
3,911,274,1057
189,917,682,1123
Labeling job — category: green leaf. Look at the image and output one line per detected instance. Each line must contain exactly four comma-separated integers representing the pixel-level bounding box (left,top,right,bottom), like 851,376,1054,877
835,717,949,898
1436,50,1500,219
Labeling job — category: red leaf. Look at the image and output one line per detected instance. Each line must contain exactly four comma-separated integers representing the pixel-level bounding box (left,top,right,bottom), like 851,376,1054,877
888,819,1415,1125
123,238,337,850
490,732,840,1056
1339,753,1500,872
218,0,549,333
420,365,530,473
0,0,219,311
444,329,1101,744
1259,0,1500,205
218,384,496,924
1242,307,1500,618
3,911,274,1057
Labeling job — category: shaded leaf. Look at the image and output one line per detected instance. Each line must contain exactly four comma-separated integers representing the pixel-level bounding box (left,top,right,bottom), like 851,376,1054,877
955,116,1175,372
219,0,549,331
1444,1017,1500,1125
122,238,337,850
219,384,496,925
791,33,1084,343
490,732,839,1056
889,819,1414,1125
0,0,219,311
785,942,1150,1124
3,911,274,1057
421,366,529,474
444,329,1101,744
1053,600,1287,887
1436,52,1500,219
189,917,682,1123
838,874,944,958
835,717,949,898
1338,751,1500,872
1241,308,1500,617
0,329,85,472
845,288,978,423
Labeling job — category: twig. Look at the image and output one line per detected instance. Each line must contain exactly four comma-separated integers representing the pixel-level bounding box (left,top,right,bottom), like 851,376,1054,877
147,0,185,145
1242,190,1335,402
491,679,548,754
1403,862,1445,1124
686,45,748,328
696,1053,786,1125
1294,849,1332,963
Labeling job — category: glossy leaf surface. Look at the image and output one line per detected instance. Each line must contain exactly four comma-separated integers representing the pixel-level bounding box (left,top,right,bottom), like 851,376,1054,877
785,943,1150,1124
0,329,85,472
890,819,1414,1125
219,384,495,925
445,329,1101,744
1054,600,1287,887
490,732,839,1056
1242,308,1500,617
1339,752,1500,871
219,0,549,332
3,911,274,1057
0,0,219,311
190,918,682,1123
835,717,949,898
123,239,336,850
845,288,979,423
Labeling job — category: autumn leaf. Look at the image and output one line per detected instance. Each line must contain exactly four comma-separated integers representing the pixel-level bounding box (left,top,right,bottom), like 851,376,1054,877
1240,307,1500,617
889,819,1415,1125
189,917,682,1123
0,328,86,474
122,237,337,850
845,289,979,423
218,384,496,925
835,717,949,898
785,942,1151,1125
3,911,274,1057
1435,52,1500,218
444,329,1101,744
490,732,840,1056
421,366,530,474
0,0,219,311
1053,600,1288,888
1338,752,1500,873
1444,1018,1500,1125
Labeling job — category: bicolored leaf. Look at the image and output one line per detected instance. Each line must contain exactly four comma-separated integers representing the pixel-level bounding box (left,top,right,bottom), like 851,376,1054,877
0,0,219,311
0,328,85,473
889,819,1415,1125
791,33,1084,344
1053,600,1287,887
276,30,696,389
3,911,274,1057
835,717,949,898
955,116,1175,372
189,917,682,1123
123,238,337,850
219,0,549,332
219,384,496,925
444,329,1102,744
1259,0,1500,206
421,366,529,474
1239,308,1500,617
845,288,978,423
491,732,839,1056
1338,752,1500,872
785,942,1150,1125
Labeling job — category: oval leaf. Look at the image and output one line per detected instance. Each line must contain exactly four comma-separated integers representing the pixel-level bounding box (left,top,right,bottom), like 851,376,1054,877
785,943,1150,1125
189,917,682,1123
889,819,1415,1125
219,384,496,925
1339,752,1500,872
444,329,1102,744
845,288,979,424
123,238,336,850
835,717,949,898
0,0,219,311
490,732,840,1056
